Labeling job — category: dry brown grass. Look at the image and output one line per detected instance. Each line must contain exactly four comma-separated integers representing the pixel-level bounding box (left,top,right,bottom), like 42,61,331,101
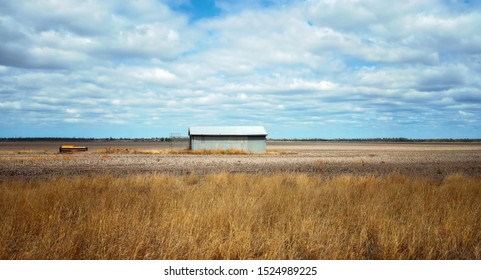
183,148,249,155
94,147,294,155
95,147,251,155
95,147,160,154
0,156,48,163
0,150,54,155
1,172,480,260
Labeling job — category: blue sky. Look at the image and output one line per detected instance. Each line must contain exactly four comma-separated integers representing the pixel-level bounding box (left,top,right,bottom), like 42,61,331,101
1,0,480,139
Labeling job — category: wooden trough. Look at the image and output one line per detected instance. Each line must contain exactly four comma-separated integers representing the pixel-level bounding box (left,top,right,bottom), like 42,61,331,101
59,145,88,153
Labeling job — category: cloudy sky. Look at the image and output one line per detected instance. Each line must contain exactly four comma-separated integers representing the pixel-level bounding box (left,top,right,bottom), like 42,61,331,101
1,0,480,139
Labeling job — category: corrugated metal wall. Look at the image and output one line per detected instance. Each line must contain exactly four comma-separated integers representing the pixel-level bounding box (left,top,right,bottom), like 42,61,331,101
190,135,266,153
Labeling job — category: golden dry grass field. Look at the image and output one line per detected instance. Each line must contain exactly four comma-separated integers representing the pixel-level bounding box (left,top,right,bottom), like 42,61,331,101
1,141,481,259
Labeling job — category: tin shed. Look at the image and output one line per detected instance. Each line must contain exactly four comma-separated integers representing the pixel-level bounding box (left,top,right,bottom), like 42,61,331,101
188,126,267,153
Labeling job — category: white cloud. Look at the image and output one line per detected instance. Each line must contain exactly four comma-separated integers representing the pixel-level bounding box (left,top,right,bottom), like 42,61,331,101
0,0,480,138
108,23,187,59
458,110,474,117
130,67,179,85
0,101,21,110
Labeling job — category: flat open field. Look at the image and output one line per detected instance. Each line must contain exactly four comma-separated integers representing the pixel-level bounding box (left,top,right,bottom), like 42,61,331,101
1,140,480,179
1,140,481,259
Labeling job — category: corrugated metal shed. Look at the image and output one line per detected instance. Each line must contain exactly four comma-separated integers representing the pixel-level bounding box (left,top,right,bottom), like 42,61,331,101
188,126,267,153
189,126,267,136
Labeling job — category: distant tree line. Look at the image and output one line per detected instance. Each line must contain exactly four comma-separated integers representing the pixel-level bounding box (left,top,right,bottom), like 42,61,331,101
1,137,479,142
0,137,189,142
268,138,481,142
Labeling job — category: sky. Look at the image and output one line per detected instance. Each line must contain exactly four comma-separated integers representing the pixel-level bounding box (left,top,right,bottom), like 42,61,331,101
0,0,480,139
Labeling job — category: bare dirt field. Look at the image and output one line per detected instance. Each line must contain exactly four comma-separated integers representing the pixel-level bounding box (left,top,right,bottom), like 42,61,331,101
1,140,480,180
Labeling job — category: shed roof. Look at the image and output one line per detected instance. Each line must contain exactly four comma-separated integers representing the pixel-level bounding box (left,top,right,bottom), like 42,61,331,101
189,126,267,136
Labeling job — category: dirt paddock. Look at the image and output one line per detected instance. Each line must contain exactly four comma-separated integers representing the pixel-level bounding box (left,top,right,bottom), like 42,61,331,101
1,140,480,180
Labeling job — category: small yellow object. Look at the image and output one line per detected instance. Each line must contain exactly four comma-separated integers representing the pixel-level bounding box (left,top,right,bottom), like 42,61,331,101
59,145,88,153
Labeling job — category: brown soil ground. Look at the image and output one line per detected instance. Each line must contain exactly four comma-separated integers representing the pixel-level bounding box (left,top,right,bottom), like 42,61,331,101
1,141,480,180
